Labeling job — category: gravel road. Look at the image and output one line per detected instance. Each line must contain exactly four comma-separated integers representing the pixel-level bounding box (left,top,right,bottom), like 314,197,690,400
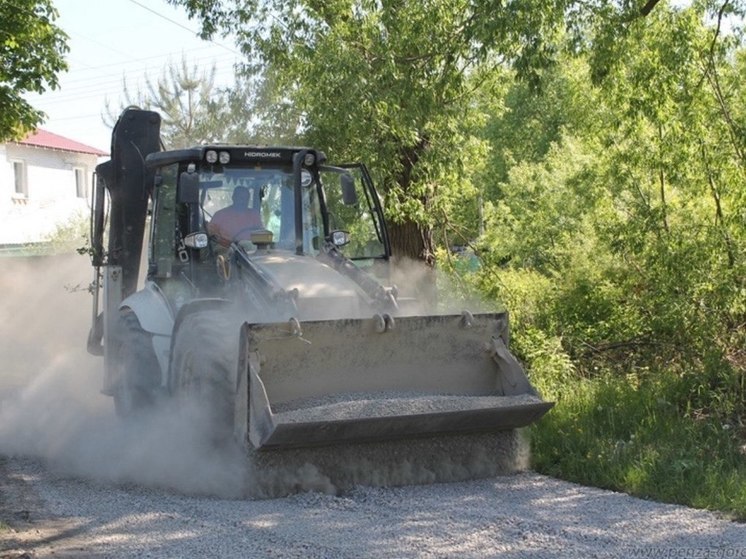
2,454,744,559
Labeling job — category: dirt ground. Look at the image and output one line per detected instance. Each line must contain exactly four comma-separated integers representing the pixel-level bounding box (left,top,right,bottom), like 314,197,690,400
0,458,54,559
2,454,745,559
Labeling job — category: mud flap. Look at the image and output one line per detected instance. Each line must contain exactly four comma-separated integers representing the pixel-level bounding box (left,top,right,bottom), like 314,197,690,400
239,312,553,450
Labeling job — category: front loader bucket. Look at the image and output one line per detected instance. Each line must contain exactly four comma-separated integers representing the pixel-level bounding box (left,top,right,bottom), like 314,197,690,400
238,312,553,450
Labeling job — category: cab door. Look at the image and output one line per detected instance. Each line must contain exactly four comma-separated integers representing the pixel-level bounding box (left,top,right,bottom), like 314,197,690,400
319,163,390,262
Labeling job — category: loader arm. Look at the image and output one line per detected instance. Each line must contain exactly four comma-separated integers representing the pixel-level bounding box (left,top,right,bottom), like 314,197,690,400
317,242,398,313
231,245,299,318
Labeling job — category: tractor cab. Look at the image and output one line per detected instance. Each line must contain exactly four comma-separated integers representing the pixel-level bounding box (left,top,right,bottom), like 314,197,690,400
143,146,391,309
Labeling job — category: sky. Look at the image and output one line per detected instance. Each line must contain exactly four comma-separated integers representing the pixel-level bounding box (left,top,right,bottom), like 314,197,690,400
24,0,241,152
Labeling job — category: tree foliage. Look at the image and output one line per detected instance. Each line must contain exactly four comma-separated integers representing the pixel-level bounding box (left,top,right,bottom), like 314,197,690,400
470,2,745,421
169,0,683,267
0,0,68,141
167,0,743,351
170,0,577,266
218,68,304,145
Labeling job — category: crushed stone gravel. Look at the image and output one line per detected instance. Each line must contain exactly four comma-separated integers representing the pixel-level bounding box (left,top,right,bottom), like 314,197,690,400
272,392,543,421
2,456,744,559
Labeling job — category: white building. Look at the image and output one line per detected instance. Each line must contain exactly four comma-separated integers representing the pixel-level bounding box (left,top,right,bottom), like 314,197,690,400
0,130,107,246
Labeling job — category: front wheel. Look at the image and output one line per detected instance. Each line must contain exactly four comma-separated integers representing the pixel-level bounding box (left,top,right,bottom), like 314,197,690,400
170,310,240,442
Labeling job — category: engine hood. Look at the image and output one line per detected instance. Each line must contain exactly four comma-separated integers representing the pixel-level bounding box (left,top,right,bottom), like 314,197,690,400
249,251,374,321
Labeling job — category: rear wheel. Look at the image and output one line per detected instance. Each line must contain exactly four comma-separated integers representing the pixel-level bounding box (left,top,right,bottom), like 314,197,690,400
170,310,240,442
112,310,161,418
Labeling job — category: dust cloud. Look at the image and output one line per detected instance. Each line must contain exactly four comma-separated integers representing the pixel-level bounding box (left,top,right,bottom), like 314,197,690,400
245,429,529,499
388,256,496,318
0,253,526,500
0,254,246,498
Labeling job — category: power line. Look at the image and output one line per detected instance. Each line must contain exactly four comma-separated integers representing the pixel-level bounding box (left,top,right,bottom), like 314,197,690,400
25,47,239,104
29,1,242,102
125,0,241,56
30,59,238,98
61,47,237,83
25,0,244,146
28,65,238,107
49,112,108,122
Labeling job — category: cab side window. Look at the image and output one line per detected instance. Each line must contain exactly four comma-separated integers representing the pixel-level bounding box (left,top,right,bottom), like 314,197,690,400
322,168,386,260
150,164,178,277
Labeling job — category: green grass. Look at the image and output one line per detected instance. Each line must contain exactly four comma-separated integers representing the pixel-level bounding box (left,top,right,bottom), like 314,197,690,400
530,372,746,520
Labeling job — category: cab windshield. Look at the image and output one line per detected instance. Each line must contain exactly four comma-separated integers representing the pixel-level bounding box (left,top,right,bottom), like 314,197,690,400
198,166,322,254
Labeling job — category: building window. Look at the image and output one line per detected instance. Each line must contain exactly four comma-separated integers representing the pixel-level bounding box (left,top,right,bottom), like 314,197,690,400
74,167,87,198
13,161,27,197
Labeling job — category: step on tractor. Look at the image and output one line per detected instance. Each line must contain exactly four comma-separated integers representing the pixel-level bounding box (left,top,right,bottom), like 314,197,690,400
86,108,553,496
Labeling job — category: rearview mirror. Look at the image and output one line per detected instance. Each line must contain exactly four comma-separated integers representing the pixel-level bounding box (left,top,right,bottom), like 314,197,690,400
178,171,200,204
330,230,350,247
341,174,358,205
184,232,208,249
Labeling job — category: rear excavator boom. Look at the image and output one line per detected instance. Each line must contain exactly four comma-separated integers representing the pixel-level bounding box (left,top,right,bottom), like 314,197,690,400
87,108,553,496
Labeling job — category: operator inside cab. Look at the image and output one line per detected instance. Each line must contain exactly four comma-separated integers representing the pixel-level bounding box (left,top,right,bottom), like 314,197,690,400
207,186,263,246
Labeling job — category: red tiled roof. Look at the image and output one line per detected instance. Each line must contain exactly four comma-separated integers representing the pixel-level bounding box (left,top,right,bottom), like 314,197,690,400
15,129,108,156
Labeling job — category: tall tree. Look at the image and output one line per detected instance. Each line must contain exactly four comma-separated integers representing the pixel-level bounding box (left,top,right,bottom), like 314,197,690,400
218,67,304,145
0,0,68,141
105,57,227,148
